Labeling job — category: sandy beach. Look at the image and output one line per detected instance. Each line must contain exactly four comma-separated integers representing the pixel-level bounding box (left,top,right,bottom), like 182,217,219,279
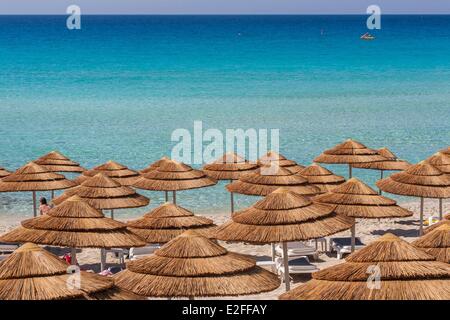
0,198,447,300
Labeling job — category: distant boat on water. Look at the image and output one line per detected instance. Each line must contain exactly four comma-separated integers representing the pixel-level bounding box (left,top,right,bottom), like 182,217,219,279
360,32,375,40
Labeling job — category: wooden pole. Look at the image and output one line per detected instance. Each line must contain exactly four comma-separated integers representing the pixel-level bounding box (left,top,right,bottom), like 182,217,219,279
439,198,443,220
230,179,235,214
282,242,290,291
100,248,106,272
32,191,37,217
164,191,168,202
419,197,424,236
271,243,276,261
70,248,77,265
351,223,356,252
348,164,352,179
111,209,114,219
173,191,177,204
51,190,55,199
379,170,384,195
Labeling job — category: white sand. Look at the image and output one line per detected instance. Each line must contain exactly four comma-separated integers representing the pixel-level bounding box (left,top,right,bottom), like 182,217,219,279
0,199,447,300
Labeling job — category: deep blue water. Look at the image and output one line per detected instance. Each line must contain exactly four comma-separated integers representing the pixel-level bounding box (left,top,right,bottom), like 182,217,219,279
0,15,449,218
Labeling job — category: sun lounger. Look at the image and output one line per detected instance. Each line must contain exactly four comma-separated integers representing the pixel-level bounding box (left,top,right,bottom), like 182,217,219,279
275,256,319,282
0,242,20,254
275,242,319,260
330,237,365,259
104,248,127,265
129,245,160,260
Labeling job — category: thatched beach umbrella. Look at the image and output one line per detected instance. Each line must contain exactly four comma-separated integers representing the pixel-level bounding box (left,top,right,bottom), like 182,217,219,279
0,162,75,217
279,233,450,300
314,139,385,178
351,147,411,194
34,151,86,173
258,151,305,174
0,243,141,300
0,166,11,178
413,224,449,263
126,202,216,244
74,160,140,186
227,166,321,198
133,159,217,205
0,195,145,270
203,153,259,213
426,152,450,219
377,161,450,234
298,164,346,192
52,173,149,219
425,214,450,234
440,146,450,156
114,230,280,298
215,188,354,290
314,178,413,252
139,156,170,174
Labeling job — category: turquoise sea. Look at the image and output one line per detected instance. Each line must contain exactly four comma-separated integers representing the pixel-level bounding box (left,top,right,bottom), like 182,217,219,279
0,15,449,219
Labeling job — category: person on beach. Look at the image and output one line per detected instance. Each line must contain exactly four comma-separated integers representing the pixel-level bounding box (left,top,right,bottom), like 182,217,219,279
39,197,51,215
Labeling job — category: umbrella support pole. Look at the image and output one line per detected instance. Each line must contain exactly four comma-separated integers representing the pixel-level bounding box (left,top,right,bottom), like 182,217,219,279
379,170,384,195
111,209,114,219
282,242,290,291
419,197,424,236
173,191,176,204
164,191,168,202
351,224,356,252
32,191,37,217
439,198,443,220
70,248,77,265
348,164,352,179
189,296,195,300
51,190,55,199
271,243,276,261
100,248,107,272
230,179,234,214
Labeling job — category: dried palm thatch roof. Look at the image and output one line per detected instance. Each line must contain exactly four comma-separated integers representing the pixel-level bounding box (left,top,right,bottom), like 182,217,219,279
413,224,450,263
52,173,149,210
74,160,141,186
425,214,450,234
202,153,259,180
280,233,450,300
127,203,216,243
114,230,280,297
0,243,140,300
298,164,346,192
376,162,450,198
352,148,411,171
313,178,413,219
440,147,450,156
140,156,170,174
0,195,146,248
426,152,450,174
0,162,76,192
34,151,86,173
214,188,354,244
258,151,305,174
133,159,217,191
226,166,321,197
0,166,11,178
314,139,386,164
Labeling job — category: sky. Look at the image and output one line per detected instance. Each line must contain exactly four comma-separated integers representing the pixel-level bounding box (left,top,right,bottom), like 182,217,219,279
0,0,449,14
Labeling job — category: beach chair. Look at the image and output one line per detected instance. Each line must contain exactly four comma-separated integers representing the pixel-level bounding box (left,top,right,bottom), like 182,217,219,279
0,242,19,254
104,248,127,265
129,245,160,260
275,256,319,282
275,242,319,260
330,237,366,259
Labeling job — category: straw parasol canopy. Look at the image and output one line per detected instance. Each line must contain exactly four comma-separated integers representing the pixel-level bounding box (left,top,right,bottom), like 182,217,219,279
351,147,411,171
0,166,11,178
413,224,449,263
226,166,321,197
133,159,217,204
425,214,450,234
203,152,259,213
426,152,450,174
258,151,305,174
440,146,450,156
74,160,141,186
140,156,170,174
279,233,450,300
126,203,216,244
34,151,86,173
377,161,450,234
314,177,413,251
215,187,354,290
52,173,149,217
0,195,146,249
0,162,76,217
203,152,258,180
314,139,386,178
114,230,280,298
0,243,140,300
298,164,346,192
